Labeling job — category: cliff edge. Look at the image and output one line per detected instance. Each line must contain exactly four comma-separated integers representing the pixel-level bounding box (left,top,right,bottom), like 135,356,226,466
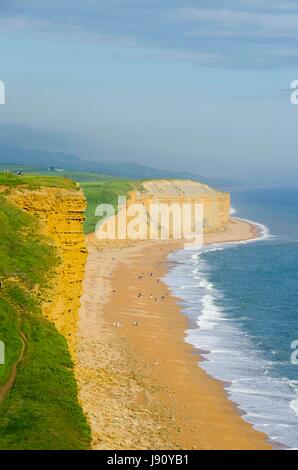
8,187,87,356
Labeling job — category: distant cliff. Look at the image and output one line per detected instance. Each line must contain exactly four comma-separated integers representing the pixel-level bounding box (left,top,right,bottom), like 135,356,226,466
8,187,87,356
130,180,230,234
7,179,229,352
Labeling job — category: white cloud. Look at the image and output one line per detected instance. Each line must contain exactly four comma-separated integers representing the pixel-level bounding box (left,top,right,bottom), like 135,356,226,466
169,7,298,49
174,8,298,33
0,16,51,32
2,2,298,69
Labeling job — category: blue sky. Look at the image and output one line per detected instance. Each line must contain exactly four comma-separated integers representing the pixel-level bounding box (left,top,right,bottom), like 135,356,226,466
0,1,298,183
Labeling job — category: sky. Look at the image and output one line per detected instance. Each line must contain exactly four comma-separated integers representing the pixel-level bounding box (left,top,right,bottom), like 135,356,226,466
0,0,298,184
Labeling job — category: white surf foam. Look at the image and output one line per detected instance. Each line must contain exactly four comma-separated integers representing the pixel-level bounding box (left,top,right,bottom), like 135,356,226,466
289,381,298,417
229,203,271,243
164,217,298,449
237,217,272,242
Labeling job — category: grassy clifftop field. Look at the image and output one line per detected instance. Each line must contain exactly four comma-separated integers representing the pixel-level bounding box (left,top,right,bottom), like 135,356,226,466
81,179,143,233
0,172,78,190
0,176,90,450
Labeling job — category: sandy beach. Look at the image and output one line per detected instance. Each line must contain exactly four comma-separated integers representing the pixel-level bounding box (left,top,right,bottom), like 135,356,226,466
75,218,272,450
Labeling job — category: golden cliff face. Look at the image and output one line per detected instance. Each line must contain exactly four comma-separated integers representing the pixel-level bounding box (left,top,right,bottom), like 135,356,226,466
8,187,87,356
129,180,230,235
94,180,230,248
5,179,229,358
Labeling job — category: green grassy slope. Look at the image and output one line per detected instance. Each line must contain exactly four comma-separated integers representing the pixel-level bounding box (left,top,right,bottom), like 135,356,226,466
81,179,143,234
0,191,90,449
0,172,78,190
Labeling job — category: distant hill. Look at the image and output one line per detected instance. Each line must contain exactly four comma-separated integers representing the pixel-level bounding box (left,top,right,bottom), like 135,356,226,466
0,143,232,188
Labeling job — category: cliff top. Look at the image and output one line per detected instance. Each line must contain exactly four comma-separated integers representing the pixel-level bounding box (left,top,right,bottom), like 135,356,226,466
0,172,79,191
141,179,224,196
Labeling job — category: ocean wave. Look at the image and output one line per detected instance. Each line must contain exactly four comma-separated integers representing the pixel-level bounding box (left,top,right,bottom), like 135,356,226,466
289,381,298,417
229,203,271,243
164,219,298,448
236,217,272,242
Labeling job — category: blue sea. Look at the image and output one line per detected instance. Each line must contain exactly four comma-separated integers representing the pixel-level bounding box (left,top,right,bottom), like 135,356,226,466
164,188,298,449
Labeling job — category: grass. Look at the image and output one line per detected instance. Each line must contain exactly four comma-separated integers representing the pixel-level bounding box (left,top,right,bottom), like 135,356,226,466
0,172,78,190
0,170,146,233
0,194,90,449
81,179,143,233
0,165,114,182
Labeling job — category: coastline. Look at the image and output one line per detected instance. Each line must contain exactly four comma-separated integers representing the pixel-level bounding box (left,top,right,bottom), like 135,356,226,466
75,218,272,449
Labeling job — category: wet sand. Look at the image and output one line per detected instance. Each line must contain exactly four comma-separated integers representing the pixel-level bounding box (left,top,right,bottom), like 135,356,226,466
75,218,272,449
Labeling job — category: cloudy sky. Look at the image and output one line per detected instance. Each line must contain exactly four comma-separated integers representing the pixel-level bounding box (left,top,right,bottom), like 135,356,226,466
0,1,298,183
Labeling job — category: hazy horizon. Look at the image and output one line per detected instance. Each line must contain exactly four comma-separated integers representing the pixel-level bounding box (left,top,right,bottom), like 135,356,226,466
1,1,298,185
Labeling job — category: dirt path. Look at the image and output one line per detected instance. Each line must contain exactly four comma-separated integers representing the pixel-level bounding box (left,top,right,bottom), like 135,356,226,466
0,331,27,402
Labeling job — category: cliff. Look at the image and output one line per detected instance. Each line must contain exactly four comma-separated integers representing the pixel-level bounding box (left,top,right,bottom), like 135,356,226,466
4,179,229,354
130,179,230,234
8,187,87,356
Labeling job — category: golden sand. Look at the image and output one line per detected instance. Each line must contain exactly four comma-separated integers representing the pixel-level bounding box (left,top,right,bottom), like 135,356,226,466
75,219,272,449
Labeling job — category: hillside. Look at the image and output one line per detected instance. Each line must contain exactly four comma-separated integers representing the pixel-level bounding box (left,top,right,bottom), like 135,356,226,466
0,143,232,187
82,178,230,235
81,179,143,233
0,175,90,449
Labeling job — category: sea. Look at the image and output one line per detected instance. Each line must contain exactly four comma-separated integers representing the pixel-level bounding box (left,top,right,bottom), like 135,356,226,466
164,188,298,449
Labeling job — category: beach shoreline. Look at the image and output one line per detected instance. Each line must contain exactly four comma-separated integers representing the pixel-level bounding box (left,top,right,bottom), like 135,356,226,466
75,218,272,449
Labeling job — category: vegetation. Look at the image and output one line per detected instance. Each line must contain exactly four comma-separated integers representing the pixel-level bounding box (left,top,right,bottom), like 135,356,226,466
0,194,90,449
0,165,112,183
81,179,143,233
0,171,144,448
0,172,78,190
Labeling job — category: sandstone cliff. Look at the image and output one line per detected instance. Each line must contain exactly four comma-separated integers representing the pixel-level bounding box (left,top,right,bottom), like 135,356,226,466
8,187,87,356
130,179,230,234
5,179,229,356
